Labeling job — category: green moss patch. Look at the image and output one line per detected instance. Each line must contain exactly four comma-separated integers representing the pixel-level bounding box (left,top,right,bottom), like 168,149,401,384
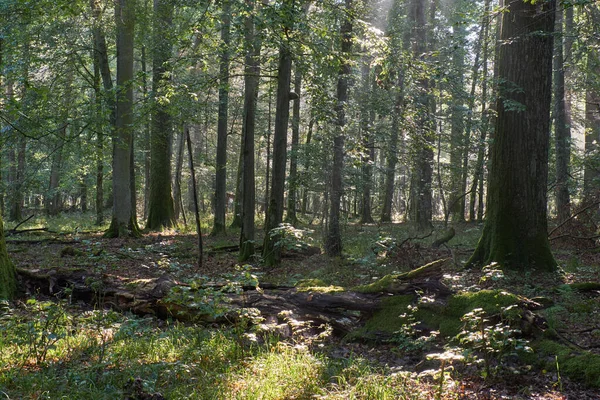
353,275,398,293
346,295,414,341
527,340,600,388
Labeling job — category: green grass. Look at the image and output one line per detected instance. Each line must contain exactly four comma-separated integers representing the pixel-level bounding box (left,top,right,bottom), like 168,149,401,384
0,299,442,399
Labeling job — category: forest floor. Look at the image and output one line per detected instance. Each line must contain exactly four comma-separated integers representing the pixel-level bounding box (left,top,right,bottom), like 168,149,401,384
1,213,600,399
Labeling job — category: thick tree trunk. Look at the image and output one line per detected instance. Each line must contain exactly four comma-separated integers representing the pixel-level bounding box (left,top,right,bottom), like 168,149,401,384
239,0,261,262
141,45,151,220
263,43,293,266
0,213,16,299
468,0,556,270
146,0,175,230
212,0,232,236
381,74,403,223
285,67,302,226
325,0,352,257
106,0,140,238
553,5,571,223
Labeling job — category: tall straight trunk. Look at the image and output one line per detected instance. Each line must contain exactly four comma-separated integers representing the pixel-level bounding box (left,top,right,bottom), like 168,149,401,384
173,129,185,221
409,0,435,231
147,0,175,230
263,43,293,266
468,0,556,270
92,37,104,225
229,136,243,229
106,0,139,238
325,0,352,257
239,0,261,262
142,45,151,220
285,67,301,226
554,4,571,222
212,0,232,236
469,0,491,222
46,125,66,216
448,0,467,223
359,54,374,224
584,47,600,197
185,126,203,270
264,82,273,213
91,0,114,224
11,135,26,221
301,116,314,215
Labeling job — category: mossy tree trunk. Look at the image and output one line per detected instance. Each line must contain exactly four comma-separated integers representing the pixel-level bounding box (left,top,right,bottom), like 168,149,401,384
583,6,600,200
469,0,556,270
0,213,16,299
359,53,374,224
146,0,175,231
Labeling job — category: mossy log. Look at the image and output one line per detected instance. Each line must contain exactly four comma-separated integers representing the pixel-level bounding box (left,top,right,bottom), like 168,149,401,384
15,259,452,333
431,227,455,248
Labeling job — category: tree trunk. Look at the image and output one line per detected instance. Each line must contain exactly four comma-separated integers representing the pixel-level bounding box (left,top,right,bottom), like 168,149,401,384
0,213,16,299
285,66,302,226
359,53,374,224
583,7,600,200
553,4,571,223
469,0,491,222
146,0,175,230
263,40,293,266
408,0,434,231
46,125,66,216
212,0,232,236
301,116,314,215
447,0,467,223
468,0,556,271
142,44,151,220
325,0,352,257
173,129,185,222
239,0,261,262
106,0,140,238
186,126,203,270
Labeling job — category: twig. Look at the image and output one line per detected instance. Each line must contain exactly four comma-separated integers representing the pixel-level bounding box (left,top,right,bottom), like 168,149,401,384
399,230,434,249
10,214,35,232
548,201,600,238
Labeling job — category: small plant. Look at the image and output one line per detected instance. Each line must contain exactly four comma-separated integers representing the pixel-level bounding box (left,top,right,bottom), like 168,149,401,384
479,262,505,287
13,299,72,367
390,305,439,353
427,348,464,400
269,223,314,252
456,306,532,379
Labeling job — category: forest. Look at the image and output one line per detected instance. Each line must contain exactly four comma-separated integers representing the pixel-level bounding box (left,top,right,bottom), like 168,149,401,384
1,0,600,398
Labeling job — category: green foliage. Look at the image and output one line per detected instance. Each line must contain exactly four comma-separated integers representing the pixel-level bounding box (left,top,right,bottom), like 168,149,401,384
455,306,532,379
269,223,314,252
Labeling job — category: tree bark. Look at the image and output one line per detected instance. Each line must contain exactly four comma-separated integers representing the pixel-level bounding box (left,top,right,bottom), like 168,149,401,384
106,0,140,238
173,129,185,222
359,53,374,224
146,0,176,230
325,0,352,256
408,0,435,231
583,6,600,200
212,0,232,236
553,4,571,223
285,66,302,226
263,36,293,266
239,0,261,262
468,0,556,270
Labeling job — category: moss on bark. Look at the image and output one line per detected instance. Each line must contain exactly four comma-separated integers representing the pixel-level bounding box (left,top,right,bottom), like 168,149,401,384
0,214,16,299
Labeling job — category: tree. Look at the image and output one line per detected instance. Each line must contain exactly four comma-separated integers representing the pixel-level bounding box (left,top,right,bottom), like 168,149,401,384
106,0,140,238
408,0,435,231
146,0,176,230
285,66,302,226
554,2,571,223
468,0,556,270
0,212,16,299
239,0,261,262
325,0,352,257
212,0,232,236
263,1,296,266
